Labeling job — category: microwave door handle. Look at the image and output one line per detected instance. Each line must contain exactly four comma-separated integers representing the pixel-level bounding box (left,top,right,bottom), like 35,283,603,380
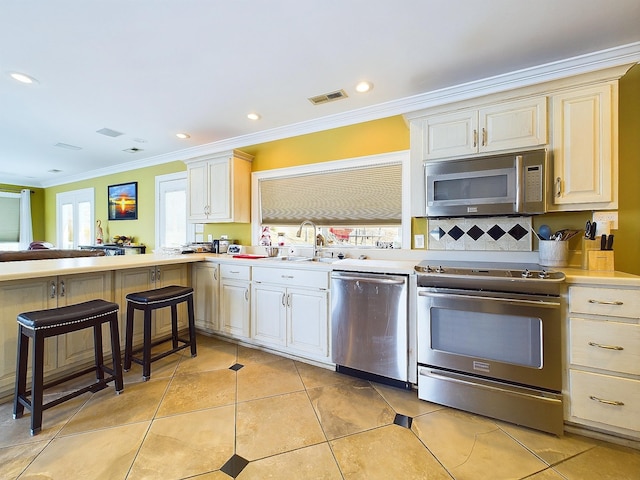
515,155,524,213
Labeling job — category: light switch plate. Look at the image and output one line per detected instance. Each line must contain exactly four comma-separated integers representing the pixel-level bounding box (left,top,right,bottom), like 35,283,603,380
592,211,618,230
414,234,425,249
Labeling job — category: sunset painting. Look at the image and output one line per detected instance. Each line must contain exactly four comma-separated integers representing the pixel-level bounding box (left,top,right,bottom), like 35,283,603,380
108,182,138,220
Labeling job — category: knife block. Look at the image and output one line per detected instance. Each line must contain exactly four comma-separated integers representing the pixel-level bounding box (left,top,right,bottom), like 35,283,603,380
581,239,601,269
582,238,614,271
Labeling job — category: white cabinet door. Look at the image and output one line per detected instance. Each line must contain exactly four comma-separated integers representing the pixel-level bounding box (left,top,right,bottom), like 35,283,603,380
251,283,287,347
479,97,547,152
207,158,232,221
220,280,250,339
423,110,478,160
551,83,616,209
0,279,57,394
193,263,219,332
187,160,209,221
288,287,328,358
56,272,113,368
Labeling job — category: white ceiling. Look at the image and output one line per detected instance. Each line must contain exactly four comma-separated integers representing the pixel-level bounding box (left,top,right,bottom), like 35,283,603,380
2,0,640,187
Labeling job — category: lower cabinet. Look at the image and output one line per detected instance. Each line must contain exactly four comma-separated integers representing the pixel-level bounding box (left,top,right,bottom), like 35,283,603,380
566,284,640,440
192,262,220,333
219,264,251,339
251,266,329,362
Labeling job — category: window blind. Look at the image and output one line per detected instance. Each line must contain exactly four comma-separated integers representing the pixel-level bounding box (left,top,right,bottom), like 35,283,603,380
259,162,402,225
0,195,20,242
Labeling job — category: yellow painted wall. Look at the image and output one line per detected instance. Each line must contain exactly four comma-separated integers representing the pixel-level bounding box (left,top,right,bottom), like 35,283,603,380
617,63,640,274
43,161,186,250
0,183,46,242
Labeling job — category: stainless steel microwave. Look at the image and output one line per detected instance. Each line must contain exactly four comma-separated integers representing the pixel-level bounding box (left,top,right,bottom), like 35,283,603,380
425,149,547,218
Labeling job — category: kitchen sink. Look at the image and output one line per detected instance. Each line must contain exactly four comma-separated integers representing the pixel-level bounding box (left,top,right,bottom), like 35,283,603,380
265,255,338,263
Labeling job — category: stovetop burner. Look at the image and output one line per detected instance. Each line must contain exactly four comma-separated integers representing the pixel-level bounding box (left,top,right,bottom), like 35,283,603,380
415,261,565,294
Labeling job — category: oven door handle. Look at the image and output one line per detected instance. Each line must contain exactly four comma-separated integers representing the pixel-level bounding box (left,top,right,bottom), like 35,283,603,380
418,290,560,308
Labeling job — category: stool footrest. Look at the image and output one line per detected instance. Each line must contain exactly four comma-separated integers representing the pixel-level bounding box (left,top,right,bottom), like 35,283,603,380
129,339,191,366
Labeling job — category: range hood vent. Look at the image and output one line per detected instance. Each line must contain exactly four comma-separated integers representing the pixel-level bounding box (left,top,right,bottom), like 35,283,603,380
308,89,348,105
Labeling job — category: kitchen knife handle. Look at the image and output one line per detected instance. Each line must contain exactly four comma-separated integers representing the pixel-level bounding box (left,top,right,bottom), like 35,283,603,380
606,234,614,250
600,234,607,250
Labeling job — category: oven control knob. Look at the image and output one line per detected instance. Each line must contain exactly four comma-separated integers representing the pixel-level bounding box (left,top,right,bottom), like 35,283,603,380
521,269,533,278
538,270,549,279
435,266,445,273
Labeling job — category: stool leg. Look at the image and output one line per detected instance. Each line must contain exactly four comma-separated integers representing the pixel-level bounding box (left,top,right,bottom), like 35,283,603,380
124,302,135,371
187,296,197,357
30,334,45,435
170,304,179,349
93,323,105,382
108,313,124,393
142,307,152,381
13,326,29,419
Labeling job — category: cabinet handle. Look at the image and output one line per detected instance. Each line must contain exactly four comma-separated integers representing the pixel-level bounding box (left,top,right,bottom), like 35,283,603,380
282,293,286,306
481,127,486,146
214,268,218,281
473,129,477,148
50,280,56,298
588,341,624,351
589,395,624,407
287,293,291,308
230,270,240,274
588,299,623,306
59,280,65,297
244,289,249,302
555,177,562,197
156,268,161,282
151,269,155,283
281,275,294,279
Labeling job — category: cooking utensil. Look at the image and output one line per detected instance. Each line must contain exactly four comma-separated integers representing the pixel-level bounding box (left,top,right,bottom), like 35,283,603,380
530,227,544,241
539,224,552,241
585,221,597,240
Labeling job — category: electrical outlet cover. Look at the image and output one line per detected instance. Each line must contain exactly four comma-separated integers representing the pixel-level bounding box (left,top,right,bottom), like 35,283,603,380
592,211,618,230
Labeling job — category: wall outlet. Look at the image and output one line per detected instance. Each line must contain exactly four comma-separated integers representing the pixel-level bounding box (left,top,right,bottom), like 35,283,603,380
592,211,618,230
414,234,425,249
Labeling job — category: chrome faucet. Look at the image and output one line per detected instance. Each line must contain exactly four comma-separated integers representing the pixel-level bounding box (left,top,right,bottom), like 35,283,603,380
296,220,319,257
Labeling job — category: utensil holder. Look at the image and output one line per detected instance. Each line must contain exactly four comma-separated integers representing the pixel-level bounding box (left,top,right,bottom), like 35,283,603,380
539,240,569,267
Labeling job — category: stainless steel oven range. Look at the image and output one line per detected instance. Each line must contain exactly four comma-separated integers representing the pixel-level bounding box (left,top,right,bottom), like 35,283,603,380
415,261,565,435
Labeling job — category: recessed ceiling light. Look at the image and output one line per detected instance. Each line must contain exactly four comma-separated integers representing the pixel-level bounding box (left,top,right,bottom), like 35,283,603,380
247,113,261,121
355,81,373,93
9,72,39,84
176,133,191,139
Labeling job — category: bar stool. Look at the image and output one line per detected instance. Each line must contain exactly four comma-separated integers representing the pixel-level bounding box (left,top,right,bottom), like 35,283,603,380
13,299,123,435
123,285,196,381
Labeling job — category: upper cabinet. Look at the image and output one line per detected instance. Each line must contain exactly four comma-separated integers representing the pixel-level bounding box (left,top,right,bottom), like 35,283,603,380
185,149,253,223
420,96,547,160
549,82,617,211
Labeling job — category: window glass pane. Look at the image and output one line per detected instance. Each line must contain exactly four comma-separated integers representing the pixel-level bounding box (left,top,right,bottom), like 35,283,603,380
0,195,20,243
78,201,92,245
164,190,186,247
266,225,401,249
61,203,74,249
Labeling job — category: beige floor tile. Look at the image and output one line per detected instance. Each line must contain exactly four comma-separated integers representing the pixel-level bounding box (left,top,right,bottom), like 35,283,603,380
499,421,597,466
331,424,451,480
190,472,233,479
237,345,284,365
237,443,342,480
122,343,182,384
307,382,395,440
58,377,170,436
294,361,364,390
236,391,326,461
526,469,569,479
553,443,640,480
174,339,238,375
412,408,547,480
372,382,444,417
0,393,90,448
155,368,236,417
19,421,149,479
0,440,48,479
237,358,304,402
127,405,236,480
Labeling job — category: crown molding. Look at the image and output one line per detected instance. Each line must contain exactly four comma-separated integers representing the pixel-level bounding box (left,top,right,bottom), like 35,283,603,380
41,41,640,188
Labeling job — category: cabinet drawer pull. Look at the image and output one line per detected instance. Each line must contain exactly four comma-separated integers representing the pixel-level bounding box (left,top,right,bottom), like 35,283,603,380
588,341,623,351
473,129,477,148
281,275,294,279
589,395,624,407
588,299,623,306
229,270,240,274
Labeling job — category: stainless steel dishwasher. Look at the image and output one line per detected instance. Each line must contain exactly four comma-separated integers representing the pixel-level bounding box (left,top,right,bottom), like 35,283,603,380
331,270,409,388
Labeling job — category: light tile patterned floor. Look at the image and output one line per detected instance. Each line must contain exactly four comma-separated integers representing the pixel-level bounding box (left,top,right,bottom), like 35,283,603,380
1,334,639,479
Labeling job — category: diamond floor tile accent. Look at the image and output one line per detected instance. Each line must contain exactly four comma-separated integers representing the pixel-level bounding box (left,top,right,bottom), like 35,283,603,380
220,453,249,478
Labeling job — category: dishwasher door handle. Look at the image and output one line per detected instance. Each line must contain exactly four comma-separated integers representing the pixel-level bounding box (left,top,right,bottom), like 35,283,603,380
332,275,406,285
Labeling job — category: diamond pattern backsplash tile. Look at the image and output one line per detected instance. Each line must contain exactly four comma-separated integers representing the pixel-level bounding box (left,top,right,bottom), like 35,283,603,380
428,217,533,251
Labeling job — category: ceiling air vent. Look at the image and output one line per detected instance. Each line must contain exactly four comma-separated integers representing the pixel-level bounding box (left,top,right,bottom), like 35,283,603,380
54,142,82,150
96,127,124,137
308,89,348,105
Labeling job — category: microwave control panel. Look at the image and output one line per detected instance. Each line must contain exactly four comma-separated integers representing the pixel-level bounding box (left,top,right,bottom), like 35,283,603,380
524,165,543,203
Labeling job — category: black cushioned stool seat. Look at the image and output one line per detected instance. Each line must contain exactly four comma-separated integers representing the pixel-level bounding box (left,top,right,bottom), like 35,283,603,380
124,285,196,381
13,299,123,435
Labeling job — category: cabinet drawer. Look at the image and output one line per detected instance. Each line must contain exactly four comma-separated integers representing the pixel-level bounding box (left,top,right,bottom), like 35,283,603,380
220,263,251,281
253,266,328,289
570,318,640,375
570,370,640,432
569,286,640,319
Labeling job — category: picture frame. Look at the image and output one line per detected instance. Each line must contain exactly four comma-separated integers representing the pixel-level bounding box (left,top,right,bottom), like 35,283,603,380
108,182,138,220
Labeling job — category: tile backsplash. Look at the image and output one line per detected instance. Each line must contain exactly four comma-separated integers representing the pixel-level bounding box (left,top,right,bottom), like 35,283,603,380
428,217,533,251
